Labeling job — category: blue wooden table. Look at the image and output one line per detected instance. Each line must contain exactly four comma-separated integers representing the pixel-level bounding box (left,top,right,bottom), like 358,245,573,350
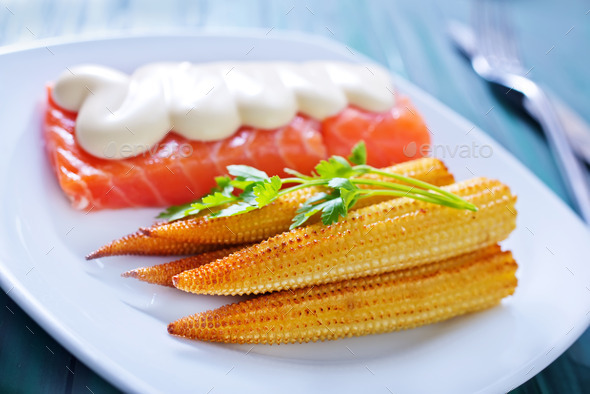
1,0,589,392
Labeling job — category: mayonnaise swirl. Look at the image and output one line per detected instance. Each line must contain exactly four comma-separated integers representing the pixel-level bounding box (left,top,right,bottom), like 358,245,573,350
51,61,395,160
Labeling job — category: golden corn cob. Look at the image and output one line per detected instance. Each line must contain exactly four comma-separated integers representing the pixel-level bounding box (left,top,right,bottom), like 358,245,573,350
168,245,517,344
86,230,226,260
146,158,455,244
173,177,517,295
121,246,245,286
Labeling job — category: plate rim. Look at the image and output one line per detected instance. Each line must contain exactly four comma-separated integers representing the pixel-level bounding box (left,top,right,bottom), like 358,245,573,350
1,29,589,394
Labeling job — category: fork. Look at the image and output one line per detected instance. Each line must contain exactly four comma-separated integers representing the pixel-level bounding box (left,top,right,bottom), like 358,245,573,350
467,0,590,223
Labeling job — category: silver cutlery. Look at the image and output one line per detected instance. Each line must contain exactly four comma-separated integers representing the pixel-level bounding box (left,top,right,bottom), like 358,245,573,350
551,96,590,165
448,2,590,223
449,21,590,166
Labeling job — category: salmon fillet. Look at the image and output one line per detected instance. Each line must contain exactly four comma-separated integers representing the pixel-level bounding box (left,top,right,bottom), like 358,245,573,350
44,90,430,210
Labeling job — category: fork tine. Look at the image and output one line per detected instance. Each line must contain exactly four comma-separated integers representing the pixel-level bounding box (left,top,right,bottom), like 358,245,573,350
492,0,522,68
485,0,505,65
474,0,493,62
475,0,524,72
475,0,500,65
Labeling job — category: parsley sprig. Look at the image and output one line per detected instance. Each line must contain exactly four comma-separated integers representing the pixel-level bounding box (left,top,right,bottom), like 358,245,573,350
158,142,477,228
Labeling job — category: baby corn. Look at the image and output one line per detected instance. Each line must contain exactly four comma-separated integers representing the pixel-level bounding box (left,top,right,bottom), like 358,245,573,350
86,230,225,260
168,245,517,344
173,177,517,295
146,158,455,244
121,246,244,287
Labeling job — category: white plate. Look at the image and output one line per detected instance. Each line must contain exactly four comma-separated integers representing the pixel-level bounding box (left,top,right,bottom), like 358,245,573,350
1,31,590,394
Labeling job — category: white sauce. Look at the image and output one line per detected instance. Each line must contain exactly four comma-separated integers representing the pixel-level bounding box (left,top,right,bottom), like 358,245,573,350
51,61,395,160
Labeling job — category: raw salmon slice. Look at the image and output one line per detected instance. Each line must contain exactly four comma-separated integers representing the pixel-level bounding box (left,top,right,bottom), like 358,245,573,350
44,91,430,210
322,97,430,168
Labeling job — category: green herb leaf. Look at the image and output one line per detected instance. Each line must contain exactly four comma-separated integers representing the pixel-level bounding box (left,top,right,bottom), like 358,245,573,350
290,192,330,229
227,165,270,182
291,185,356,228
253,175,282,207
319,196,347,226
315,156,354,179
290,207,320,229
348,141,367,165
238,186,257,205
156,202,194,221
229,179,255,191
297,191,330,210
327,177,356,190
211,201,258,218
339,187,360,210
201,192,238,207
213,175,233,193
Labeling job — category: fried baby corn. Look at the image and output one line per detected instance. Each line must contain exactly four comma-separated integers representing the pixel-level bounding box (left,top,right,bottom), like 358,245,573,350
87,159,452,259
173,177,517,295
145,158,455,244
86,230,225,260
168,245,517,344
121,246,245,286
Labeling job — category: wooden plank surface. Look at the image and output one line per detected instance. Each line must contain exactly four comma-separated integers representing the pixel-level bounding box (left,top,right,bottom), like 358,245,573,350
0,0,589,392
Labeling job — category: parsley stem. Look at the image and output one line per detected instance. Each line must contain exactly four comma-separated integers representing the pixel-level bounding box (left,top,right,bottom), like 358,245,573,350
357,189,475,210
158,141,480,224
352,178,434,198
279,177,309,184
351,178,477,211
276,179,327,197
354,165,471,205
